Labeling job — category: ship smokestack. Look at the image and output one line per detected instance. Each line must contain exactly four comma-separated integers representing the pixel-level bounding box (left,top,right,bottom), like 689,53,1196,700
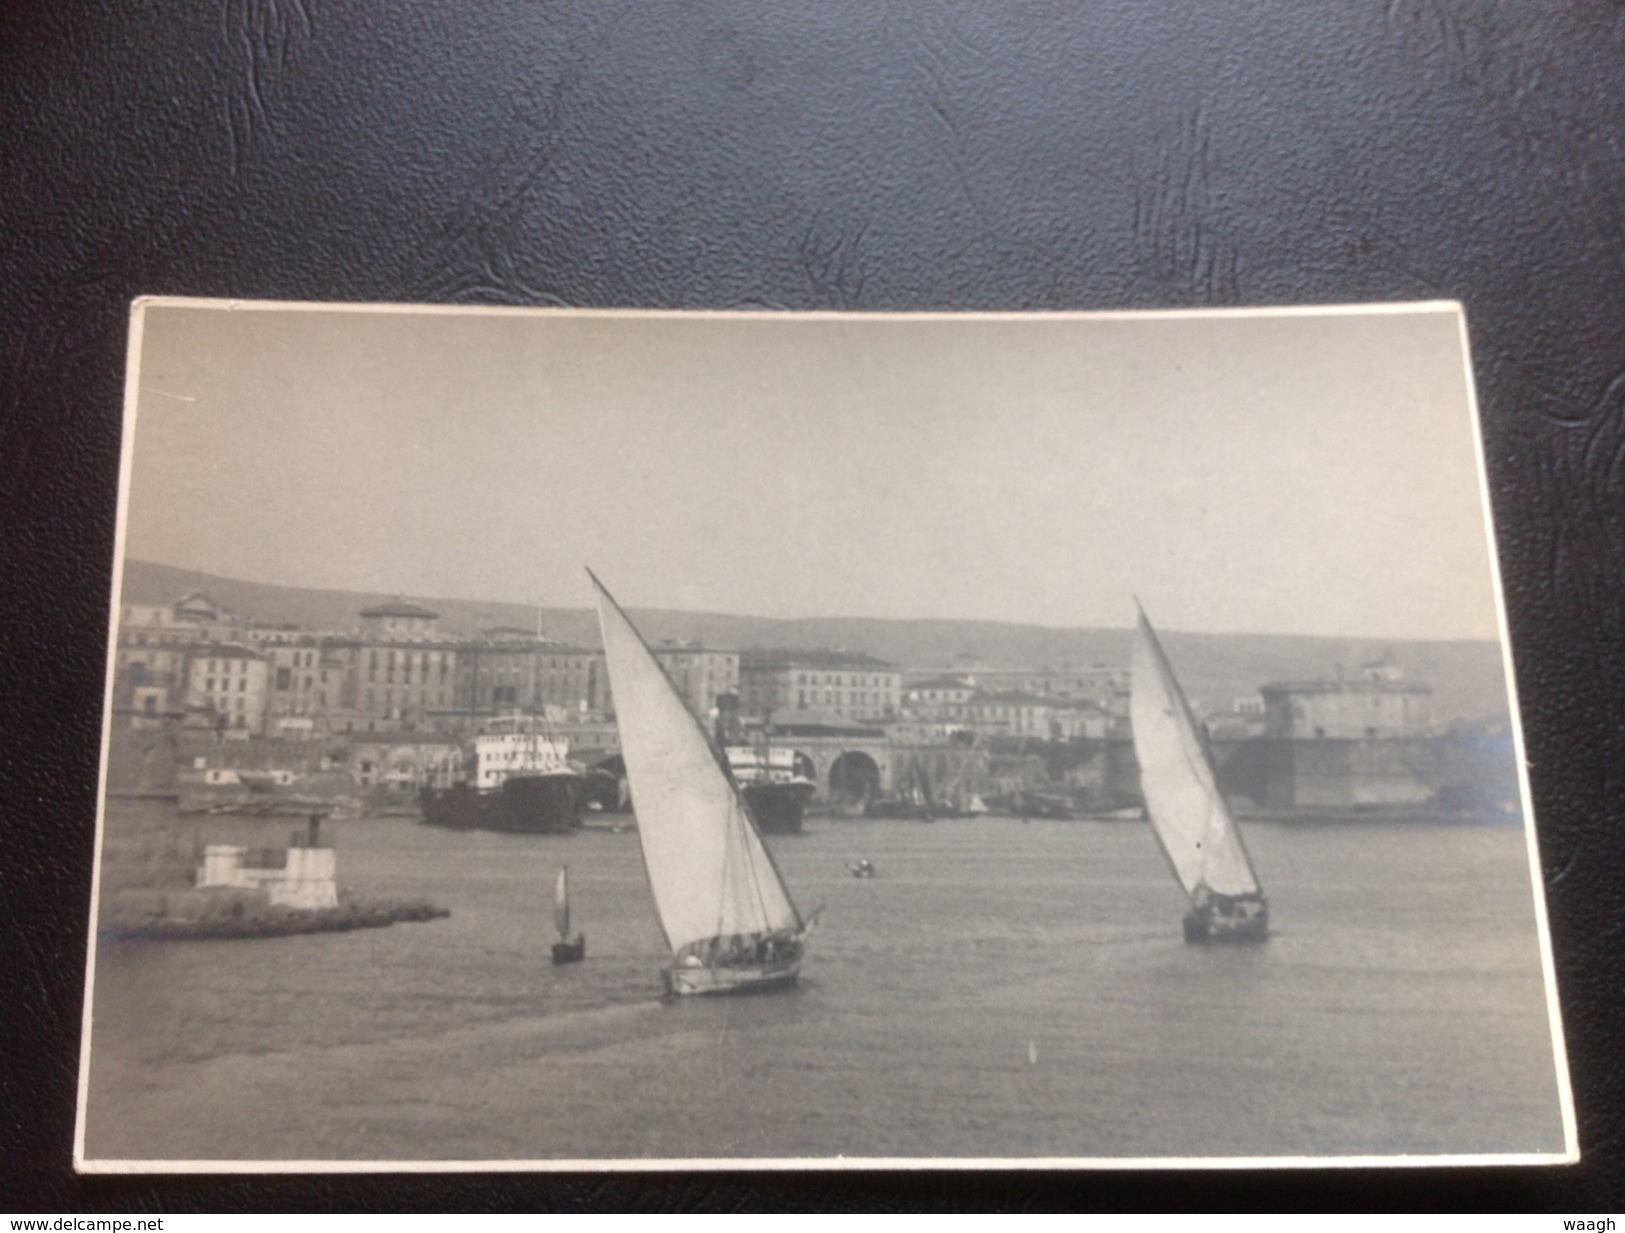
715,692,742,746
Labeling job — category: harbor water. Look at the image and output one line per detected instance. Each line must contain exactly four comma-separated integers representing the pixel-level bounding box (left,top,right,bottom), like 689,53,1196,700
81,800,1567,1163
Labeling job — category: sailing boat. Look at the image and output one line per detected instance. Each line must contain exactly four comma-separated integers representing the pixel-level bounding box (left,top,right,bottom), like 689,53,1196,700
1130,602,1269,943
550,865,585,965
590,570,807,995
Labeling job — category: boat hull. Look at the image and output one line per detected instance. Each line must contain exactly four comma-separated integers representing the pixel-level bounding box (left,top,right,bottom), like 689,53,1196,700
741,781,815,834
1183,896,1270,944
420,774,582,834
663,957,801,996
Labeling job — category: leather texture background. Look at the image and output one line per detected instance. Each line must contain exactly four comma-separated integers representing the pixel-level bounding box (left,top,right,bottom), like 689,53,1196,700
3,0,1622,1212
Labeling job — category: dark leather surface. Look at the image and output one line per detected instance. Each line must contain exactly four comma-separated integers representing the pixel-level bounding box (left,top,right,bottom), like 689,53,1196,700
4,0,1622,1212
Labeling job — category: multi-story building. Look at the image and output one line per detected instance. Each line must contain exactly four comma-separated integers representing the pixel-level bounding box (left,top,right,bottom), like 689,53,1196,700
1260,659,1433,740
899,678,1112,742
966,664,1127,712
1045,698,1114,740
358,599,442,642
739,649,900,721
261,639,350,738
329,637,462,727
651,642,738,721
961,691,1054,739
901,675,977,714
113,591,251,727
111,641,191,727
183,643,271,734
455,634,604,719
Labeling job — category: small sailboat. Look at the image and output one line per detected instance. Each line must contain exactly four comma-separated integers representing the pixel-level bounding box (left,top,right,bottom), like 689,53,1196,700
590,570,808,996
550,865,586,964
1130,602,1269,943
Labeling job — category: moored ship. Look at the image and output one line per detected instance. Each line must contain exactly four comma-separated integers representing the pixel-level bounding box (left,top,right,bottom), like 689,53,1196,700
726,745,816,834
420,716,583,834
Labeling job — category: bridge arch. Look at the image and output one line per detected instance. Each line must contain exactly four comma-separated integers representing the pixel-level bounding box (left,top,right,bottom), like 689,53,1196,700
828,750,881,804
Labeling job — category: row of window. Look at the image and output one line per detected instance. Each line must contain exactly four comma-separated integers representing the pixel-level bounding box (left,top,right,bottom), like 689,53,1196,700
364,688,451,710
791,672,895,687
275,668,329,691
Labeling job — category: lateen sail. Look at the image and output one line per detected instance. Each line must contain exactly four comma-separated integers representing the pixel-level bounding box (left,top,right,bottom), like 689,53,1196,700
554,866,570,940
590,572,802,955
1130,606,1260,899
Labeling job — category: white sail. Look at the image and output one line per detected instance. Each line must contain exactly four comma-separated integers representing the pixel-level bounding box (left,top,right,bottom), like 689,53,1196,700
1130,606,1261,899
553,867,570,940
590,572,802,954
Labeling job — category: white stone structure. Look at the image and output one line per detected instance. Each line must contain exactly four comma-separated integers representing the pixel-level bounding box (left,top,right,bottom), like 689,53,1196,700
198,844,339,910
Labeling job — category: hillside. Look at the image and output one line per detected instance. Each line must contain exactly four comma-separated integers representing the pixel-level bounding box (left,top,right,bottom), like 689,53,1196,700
118,559,1513,724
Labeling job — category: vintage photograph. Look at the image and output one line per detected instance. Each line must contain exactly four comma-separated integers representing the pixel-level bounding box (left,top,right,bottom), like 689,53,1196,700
76,300,1574,1169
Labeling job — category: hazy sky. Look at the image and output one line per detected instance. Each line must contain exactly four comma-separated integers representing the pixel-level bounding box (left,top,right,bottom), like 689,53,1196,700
121,301,1503,639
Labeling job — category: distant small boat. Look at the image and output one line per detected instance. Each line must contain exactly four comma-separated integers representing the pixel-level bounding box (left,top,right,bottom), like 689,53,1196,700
591,570,808,996
846,858,876,879
550,865,585,965
1131,602,1269,944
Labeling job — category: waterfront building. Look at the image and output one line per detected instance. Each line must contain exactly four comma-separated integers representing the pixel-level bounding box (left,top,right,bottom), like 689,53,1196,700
899,681,1111,742
885,719,967,746
261,639,349,737
1260,659,1433,740
182,642,271,734
901,675,977,714
327,636,461,727
346,734,464,792
455,635,603,719
961,690,1055,739
651,642,738,720
358,599,442,642
111,641,191,728
1253,658,1437,808
962,664,1126,711
739,649,900,721
120,591,250,646
1046,698,1114,741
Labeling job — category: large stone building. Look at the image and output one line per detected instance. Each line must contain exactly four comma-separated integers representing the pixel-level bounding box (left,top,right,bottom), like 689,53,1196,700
328,637,461,728
113,592,248,727
650,642,738,720
261,639,348,738
898,676,1113,742
961,664,1126,710
1260,659,1433,740
739,649,900,721
901,675,977,712
1253,658,1437,808
358,599,442,642
456,633,604,719
183,643,271,734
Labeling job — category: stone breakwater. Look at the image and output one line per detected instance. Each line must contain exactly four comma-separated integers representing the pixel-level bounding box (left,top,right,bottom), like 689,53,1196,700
103,892,450,941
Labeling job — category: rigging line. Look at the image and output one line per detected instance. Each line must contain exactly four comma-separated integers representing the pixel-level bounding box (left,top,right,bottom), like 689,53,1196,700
733,796,775,932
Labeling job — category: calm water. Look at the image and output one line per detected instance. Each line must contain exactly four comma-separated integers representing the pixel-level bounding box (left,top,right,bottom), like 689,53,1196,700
81,801,1568,1163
